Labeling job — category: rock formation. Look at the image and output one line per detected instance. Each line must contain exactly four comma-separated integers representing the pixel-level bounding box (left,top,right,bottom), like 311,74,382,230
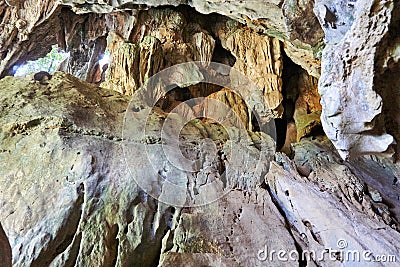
1,0,400,266
317,0,399,159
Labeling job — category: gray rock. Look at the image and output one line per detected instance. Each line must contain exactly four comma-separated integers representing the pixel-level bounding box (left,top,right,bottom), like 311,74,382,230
316,0,397,159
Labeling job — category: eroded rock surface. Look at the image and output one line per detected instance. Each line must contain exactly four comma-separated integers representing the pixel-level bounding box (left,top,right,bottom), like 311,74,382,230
1,72,399,266
222,27,284,116
0,0,323,78
1,0,400,266
268,138,400,266
0,72,280,266
317,0,398,159
101,34,163,95
293,70,322,141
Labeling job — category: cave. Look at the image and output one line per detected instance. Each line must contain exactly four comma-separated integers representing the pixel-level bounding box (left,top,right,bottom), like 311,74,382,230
0,1,399,266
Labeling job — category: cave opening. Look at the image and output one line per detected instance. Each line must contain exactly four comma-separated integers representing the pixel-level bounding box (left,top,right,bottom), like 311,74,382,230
13,45,69,76
211,39,236,68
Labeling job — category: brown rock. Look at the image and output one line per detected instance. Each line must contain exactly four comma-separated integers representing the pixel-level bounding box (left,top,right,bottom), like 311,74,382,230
221,27,283,116
101,35,163,95
0,223,12,267
293,70,322,141
194,88,250,130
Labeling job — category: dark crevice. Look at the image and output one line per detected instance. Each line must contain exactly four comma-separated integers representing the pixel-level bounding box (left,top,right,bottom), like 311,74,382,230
274,117,287,150
107,224,119,267
125,198,169,267
211,39,236,67
251,111,261,132
281,50,301,124
302,220,323,245
63,232,82,267
0,223,12,267
277,50,302,154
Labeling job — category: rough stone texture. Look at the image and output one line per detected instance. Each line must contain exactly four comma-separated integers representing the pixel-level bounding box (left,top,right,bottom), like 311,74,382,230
193,88,250,130
2,1,400,266
282,0,324,78
101,34,163,95
133,8,216,68
0,0,61,76
267,139,400,266
101,8,216,95
317,0,396,159
162,189,299,266
59,9,107,81
0,73,131,266
373,3,400,161
293,70,322,141
0,72,286,266
283,0,324,47
218,27,284,116
280,121,297,155
283,40,322,79
1,73,400,266
314,0,356,44
159,252,239,267
0,0,323,78
292,139,400,228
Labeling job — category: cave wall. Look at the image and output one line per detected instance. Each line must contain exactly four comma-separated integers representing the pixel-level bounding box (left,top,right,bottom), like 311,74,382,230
1,0,400,266
317,0,400,159
2,0,399,159
0,72,399,267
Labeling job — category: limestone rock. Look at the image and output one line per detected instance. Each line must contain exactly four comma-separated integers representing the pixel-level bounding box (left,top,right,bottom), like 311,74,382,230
317,0,396,159
101,9,217,95
283,0,324,47
266,139,400,266
159,252,239,267
188,82,223,99
293,70,322,141
221,27,283,116
193,88,250,130
188,31,215,67
0,72,278,266
164,189,298,267
0,0,62,76
373,3,400,161
1,1,400,266
133,9,216,67
314,0,356,44
280,121,297,155
101,35,163,95
0,1,324,81
283,40,322,78
164,99,195,121
60,10,108,81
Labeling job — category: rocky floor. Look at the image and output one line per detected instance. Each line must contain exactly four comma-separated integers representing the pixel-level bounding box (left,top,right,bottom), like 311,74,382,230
0,73,399,266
